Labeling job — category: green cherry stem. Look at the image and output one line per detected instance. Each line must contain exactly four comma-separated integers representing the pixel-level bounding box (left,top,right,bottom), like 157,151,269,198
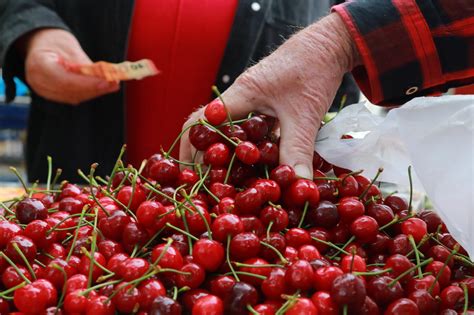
9,167,29,194
428,245,459,294
46,156,53,192
0,252,31,284
165,223,199,241
359,167,383,200
212,85,234,130
107,144,127,191
51,168,62,191
260,241,288,265
227,235,240,282
408,235,423,278
11,243,36,280
298,201,310,228
388,258,433,287
329,236,356,260
407,165,414,213
224,152,237,185
311,237,350,256
66,205,90,261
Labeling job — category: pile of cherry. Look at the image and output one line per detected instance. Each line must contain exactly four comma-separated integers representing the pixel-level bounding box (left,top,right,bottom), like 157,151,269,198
0,98,473,315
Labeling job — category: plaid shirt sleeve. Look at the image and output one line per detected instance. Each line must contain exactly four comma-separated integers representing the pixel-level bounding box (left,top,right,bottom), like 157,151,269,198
332,0,474,105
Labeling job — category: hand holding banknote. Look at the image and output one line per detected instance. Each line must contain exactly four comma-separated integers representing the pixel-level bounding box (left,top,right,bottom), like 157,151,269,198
21,28,158,105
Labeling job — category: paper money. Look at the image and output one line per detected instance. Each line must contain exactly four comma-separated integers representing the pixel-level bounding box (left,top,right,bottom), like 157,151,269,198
59,58,159,82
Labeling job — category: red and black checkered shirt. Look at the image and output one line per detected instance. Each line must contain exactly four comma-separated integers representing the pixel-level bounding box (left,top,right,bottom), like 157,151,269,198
333,0,474,105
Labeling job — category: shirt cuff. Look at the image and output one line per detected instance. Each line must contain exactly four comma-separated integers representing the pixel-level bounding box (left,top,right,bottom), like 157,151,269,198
332,1,444,105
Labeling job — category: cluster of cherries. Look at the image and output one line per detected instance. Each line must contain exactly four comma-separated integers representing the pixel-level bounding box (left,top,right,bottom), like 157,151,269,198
0,97,472,315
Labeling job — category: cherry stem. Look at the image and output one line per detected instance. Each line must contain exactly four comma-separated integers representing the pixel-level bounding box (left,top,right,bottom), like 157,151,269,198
407,165,413,213
0,201,14,216
212,85,234,130
0,252,31,284
313,176,340,181
51,168,62,191
462,283,469,314
260,241,288,265
181,189,213,240
79,279,122,297
126,168,139,210
65,205,90,262
359,167,383,200
51,264,68,309
152,238,174,267
165,223,199,241
46,156,53,192
12,243,36,280
190,164,211,197
165,122,199,159
388,258,433,287
406,234,430,258
329,235,356,260
247,304,260,315
343,305,348,315
408,235,423,278
349,250,356,273
311,237,350,256
264,165,269,180
224,152,237,184
341,169,364,185
142,181,195,215
266,221,274,240
235,262,284,268
223,271,267,280
353,268,392,277
298,201,310,228
107,144,126,191
428,244,459,294
379,213,415,231
87,208,99,288
9,167,29,194
200,120,238,147
275,294,299,315
0,281,26,298
227,235,240,282
202,184,220,203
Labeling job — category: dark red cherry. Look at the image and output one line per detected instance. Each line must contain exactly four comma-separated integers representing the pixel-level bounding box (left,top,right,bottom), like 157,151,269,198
385,298,420,315
15,198,48,224
225,282,259,315
5,235,37,263
270,165,296,188
230,232,260,261
220,124,247,141
258,141,279,166
259,205,288,232
408,289,438,315
235,141,260,165
148,158,180,186
311,291,338,315
384,195,408,214
331,273,366,309
367,276,404,307
150,295,182,315
241,116,269,142
285,259,314,291
189,124,221,150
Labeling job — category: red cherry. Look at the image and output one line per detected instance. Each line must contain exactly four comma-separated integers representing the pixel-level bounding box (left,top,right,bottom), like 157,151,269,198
136,200,167,230
401,218,428,242
78,251,106,282
148,158,180,186
205,99,227,125
15,198,48,224
260,232,286,262
331,273,366,309
14,279,57,313
235,141,260,165
258,141,279,166
385,254,414,283
388,234,411,255
65,274,88,294
311,291,338,315
341,254,366,273
425,260,451,288
189,124,221,150
225,282,259,314
210,182,236,201
285,298,317,315
204,143,231,167
0,221,21,248
151,243,184,270
261,267,286,299
86,295,115,315
64,290,90,313
384,195,408,214
211,214,244,242
308,200,339,229
408,289,438,314
366,276,404,307
43,258,77,289
253,179,281,203
220,124,247,141
270,165,296,188
193,295,224,315
235,188,264,215
229,232,260,261
260,206,288,232
116,185,147,212
192,239,224,272
238,258,271,285
285,228,311,248
241,116,269,142
440,285,464,310
119,257,149,281
350,215,379,242
366,203,394,226
285,179,320,207
337,197,365,223
308,227,331,253
209,275,236,300
2,266,33,288
314,266,343,291
183,203,211,236
138,279,166,311
5,235,37,263
177,169,199,189
285,259,314,291
112,282,141,313
336,174,359,197
176,262,206,289
251,303,278,315
58,183,81,200
24,220,56,249
406,275,440,297
417,210,443,233
58,197,85,214
385,298,419,315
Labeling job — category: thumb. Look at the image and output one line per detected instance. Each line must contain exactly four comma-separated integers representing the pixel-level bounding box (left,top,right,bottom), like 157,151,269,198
278,111,320,179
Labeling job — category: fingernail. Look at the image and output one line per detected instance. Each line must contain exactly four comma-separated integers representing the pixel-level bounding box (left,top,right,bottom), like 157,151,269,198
294,164,312,179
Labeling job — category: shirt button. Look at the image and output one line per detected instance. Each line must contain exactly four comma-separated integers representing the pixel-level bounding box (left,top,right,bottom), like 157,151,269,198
251,2,261,11
222,75,230,84
406,86,418,95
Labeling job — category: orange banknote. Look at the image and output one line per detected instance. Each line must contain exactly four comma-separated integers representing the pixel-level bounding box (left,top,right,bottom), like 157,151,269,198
59,58,159,82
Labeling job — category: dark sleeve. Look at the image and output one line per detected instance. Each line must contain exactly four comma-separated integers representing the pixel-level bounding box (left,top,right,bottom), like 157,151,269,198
333,0,474,105
0,0,69,101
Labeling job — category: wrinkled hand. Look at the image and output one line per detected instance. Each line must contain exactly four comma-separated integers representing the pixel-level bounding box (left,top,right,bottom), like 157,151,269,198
180,14,359,178
22,28,119,105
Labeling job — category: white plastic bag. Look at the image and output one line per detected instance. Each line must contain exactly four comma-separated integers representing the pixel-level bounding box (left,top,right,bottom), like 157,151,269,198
315,95,474,259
